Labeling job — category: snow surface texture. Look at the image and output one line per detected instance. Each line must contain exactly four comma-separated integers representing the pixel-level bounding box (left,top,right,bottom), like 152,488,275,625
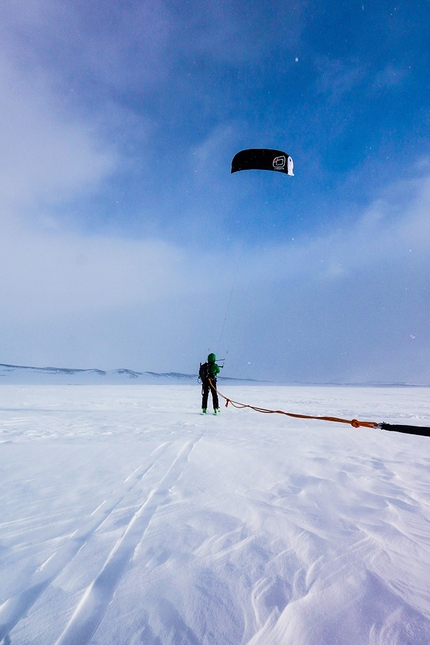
0,384,430,645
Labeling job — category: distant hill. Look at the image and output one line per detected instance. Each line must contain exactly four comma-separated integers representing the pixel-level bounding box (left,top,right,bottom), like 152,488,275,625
0,363,258,385
0,363,423,387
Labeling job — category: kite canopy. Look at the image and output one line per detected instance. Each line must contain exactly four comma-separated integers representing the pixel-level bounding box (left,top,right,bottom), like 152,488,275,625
231,148,294,176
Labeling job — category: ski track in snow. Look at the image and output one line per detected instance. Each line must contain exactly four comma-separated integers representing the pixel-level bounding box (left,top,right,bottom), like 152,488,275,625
53,439,200,645
0,441,175,643
0,384,430,645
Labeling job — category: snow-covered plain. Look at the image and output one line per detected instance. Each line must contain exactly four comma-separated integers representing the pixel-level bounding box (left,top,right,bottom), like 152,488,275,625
1,384,430,645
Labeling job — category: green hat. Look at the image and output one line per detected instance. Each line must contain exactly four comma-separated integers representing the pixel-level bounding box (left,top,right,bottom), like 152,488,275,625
208,353,216,363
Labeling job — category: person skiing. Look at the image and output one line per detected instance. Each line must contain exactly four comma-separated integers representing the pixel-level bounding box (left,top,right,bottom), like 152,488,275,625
199,353,221,414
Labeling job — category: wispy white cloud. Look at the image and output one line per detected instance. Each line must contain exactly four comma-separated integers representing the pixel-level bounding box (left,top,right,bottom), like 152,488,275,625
0,168,429,381
372,63,408,91
0,230,185,319
315,57,365,102
0,57,117,217
0,0,174,91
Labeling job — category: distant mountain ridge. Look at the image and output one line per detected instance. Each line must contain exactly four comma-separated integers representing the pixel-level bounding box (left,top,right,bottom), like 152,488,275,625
0,363,425,387
0,362,257,384
0,362,196,383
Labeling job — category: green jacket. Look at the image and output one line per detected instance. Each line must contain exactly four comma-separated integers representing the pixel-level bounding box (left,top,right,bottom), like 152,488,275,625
199,353,221,382
208,361,220,378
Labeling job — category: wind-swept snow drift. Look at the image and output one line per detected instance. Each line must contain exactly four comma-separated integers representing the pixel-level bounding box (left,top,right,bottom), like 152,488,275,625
0,384,430,645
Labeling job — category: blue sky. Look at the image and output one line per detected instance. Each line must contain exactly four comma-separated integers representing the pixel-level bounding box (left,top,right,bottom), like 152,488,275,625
0,0,429,382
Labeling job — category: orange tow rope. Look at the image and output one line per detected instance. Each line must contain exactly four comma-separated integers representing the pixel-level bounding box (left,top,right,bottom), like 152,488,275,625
209,379,378,429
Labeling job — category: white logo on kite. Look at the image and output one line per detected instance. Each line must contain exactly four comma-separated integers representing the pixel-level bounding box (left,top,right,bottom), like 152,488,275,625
272,155,286,170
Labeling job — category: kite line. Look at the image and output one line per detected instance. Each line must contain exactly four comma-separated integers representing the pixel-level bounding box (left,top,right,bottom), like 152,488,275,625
209,380,430,438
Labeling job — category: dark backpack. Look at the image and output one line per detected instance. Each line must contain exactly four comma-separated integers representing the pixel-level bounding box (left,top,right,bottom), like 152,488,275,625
198,362,209,382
